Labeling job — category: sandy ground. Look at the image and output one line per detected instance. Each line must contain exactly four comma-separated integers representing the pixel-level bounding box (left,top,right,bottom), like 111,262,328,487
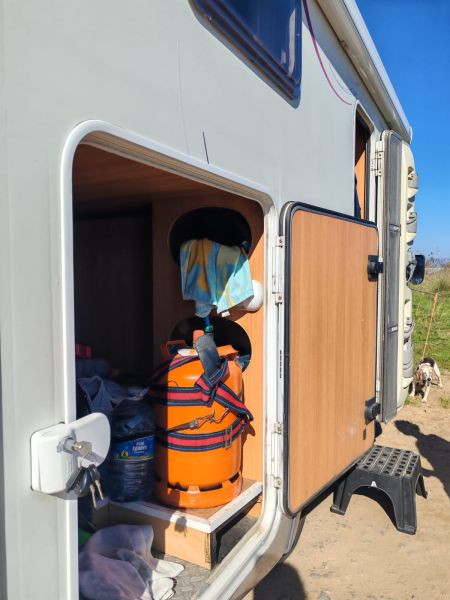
249,375,450,600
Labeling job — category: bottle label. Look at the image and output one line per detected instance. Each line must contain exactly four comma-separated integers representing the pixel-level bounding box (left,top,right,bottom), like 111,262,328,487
111,435,154,461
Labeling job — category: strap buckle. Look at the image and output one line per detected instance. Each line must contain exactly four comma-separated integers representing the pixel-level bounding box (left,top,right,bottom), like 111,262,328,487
165,408,230,433
224,426,233,449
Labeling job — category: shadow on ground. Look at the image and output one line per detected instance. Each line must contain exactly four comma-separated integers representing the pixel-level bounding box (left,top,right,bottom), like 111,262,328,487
252,563,306,599
352,486,398,528
395,419,450,499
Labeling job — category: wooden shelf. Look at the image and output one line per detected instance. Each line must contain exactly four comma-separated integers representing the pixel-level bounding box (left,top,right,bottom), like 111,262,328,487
106,479,262,569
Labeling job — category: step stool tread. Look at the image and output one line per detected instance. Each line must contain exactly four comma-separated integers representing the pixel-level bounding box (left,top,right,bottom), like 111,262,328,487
358,445,420,478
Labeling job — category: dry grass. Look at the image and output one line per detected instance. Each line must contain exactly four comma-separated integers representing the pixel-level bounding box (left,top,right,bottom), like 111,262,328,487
440,396,450,409
428,267,450,294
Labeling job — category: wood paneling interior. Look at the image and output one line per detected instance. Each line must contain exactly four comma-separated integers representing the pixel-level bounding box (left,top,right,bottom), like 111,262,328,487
354,118,369,220
73,214,153,380
109,504,214,569
288,210,377,512
73,145,230,216
72,144,264,482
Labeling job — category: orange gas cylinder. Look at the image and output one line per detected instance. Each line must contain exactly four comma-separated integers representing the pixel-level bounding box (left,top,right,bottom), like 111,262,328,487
148,332,253,508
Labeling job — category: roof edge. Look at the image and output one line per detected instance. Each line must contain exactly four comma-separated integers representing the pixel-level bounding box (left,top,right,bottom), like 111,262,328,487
316,0,412,143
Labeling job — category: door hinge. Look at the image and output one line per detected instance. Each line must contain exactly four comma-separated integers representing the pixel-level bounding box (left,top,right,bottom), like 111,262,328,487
272,236,285,304
371,141,384,177
273,476,283,489
273,421,283,435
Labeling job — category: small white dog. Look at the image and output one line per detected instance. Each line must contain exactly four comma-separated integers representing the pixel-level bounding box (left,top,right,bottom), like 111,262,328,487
410,357,443,403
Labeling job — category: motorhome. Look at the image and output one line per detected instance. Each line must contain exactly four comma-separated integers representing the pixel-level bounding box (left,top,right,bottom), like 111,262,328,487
0,1,423,598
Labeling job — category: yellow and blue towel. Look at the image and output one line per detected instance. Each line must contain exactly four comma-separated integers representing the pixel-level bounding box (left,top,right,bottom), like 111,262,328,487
180,239,254,317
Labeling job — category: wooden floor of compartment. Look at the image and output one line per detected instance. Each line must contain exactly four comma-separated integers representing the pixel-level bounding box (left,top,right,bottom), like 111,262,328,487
108,479,262,569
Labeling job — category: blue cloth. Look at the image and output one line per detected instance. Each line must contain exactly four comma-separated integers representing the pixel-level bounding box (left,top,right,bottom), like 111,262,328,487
76,358,112,379
180,239,254,317
77,377,128,417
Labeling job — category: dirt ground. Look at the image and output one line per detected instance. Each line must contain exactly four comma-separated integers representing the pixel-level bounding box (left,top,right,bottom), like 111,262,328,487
249,375,450,600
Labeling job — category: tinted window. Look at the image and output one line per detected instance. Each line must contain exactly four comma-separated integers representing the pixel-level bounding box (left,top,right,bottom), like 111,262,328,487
192,0,302,102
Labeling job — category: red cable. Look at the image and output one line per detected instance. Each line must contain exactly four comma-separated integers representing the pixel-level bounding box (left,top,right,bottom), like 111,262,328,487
302,0,353,106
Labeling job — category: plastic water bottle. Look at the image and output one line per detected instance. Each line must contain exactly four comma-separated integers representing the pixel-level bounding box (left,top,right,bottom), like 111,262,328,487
107,395,155,502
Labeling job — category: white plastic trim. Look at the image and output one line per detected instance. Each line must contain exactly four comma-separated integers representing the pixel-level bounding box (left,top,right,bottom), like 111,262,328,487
317,0,412,142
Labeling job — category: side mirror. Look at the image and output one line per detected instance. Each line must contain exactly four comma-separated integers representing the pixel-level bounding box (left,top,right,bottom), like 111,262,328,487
410,254,425,285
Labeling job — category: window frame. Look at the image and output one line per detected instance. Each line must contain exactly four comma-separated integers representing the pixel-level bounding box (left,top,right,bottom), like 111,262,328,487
191,0,302,103
354,107,374,222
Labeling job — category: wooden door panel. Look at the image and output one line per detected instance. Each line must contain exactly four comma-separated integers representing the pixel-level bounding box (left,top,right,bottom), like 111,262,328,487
286,207,378,513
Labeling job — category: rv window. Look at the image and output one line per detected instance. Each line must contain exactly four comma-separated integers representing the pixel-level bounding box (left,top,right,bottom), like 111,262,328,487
192,0,302,102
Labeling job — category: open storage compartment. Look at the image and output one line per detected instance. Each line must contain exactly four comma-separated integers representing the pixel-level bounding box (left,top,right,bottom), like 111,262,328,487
72,143,265,578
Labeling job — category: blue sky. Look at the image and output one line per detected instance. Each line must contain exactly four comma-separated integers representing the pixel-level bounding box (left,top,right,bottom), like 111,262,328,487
356,0,450,259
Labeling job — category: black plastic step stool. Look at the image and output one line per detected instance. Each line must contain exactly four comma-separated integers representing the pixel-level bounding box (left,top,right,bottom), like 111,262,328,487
330,445,427,534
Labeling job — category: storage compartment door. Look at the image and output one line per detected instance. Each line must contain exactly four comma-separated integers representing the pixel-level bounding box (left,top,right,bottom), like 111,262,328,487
379,131,402,422
282,204,378,515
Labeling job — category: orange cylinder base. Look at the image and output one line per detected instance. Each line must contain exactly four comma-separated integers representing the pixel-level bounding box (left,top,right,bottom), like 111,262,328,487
154,472,243,509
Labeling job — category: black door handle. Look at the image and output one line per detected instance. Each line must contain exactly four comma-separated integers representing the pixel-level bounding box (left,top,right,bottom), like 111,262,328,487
367,255,383,281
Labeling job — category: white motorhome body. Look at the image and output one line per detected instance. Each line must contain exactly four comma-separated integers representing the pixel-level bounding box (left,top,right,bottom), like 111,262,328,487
0,1,420,599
